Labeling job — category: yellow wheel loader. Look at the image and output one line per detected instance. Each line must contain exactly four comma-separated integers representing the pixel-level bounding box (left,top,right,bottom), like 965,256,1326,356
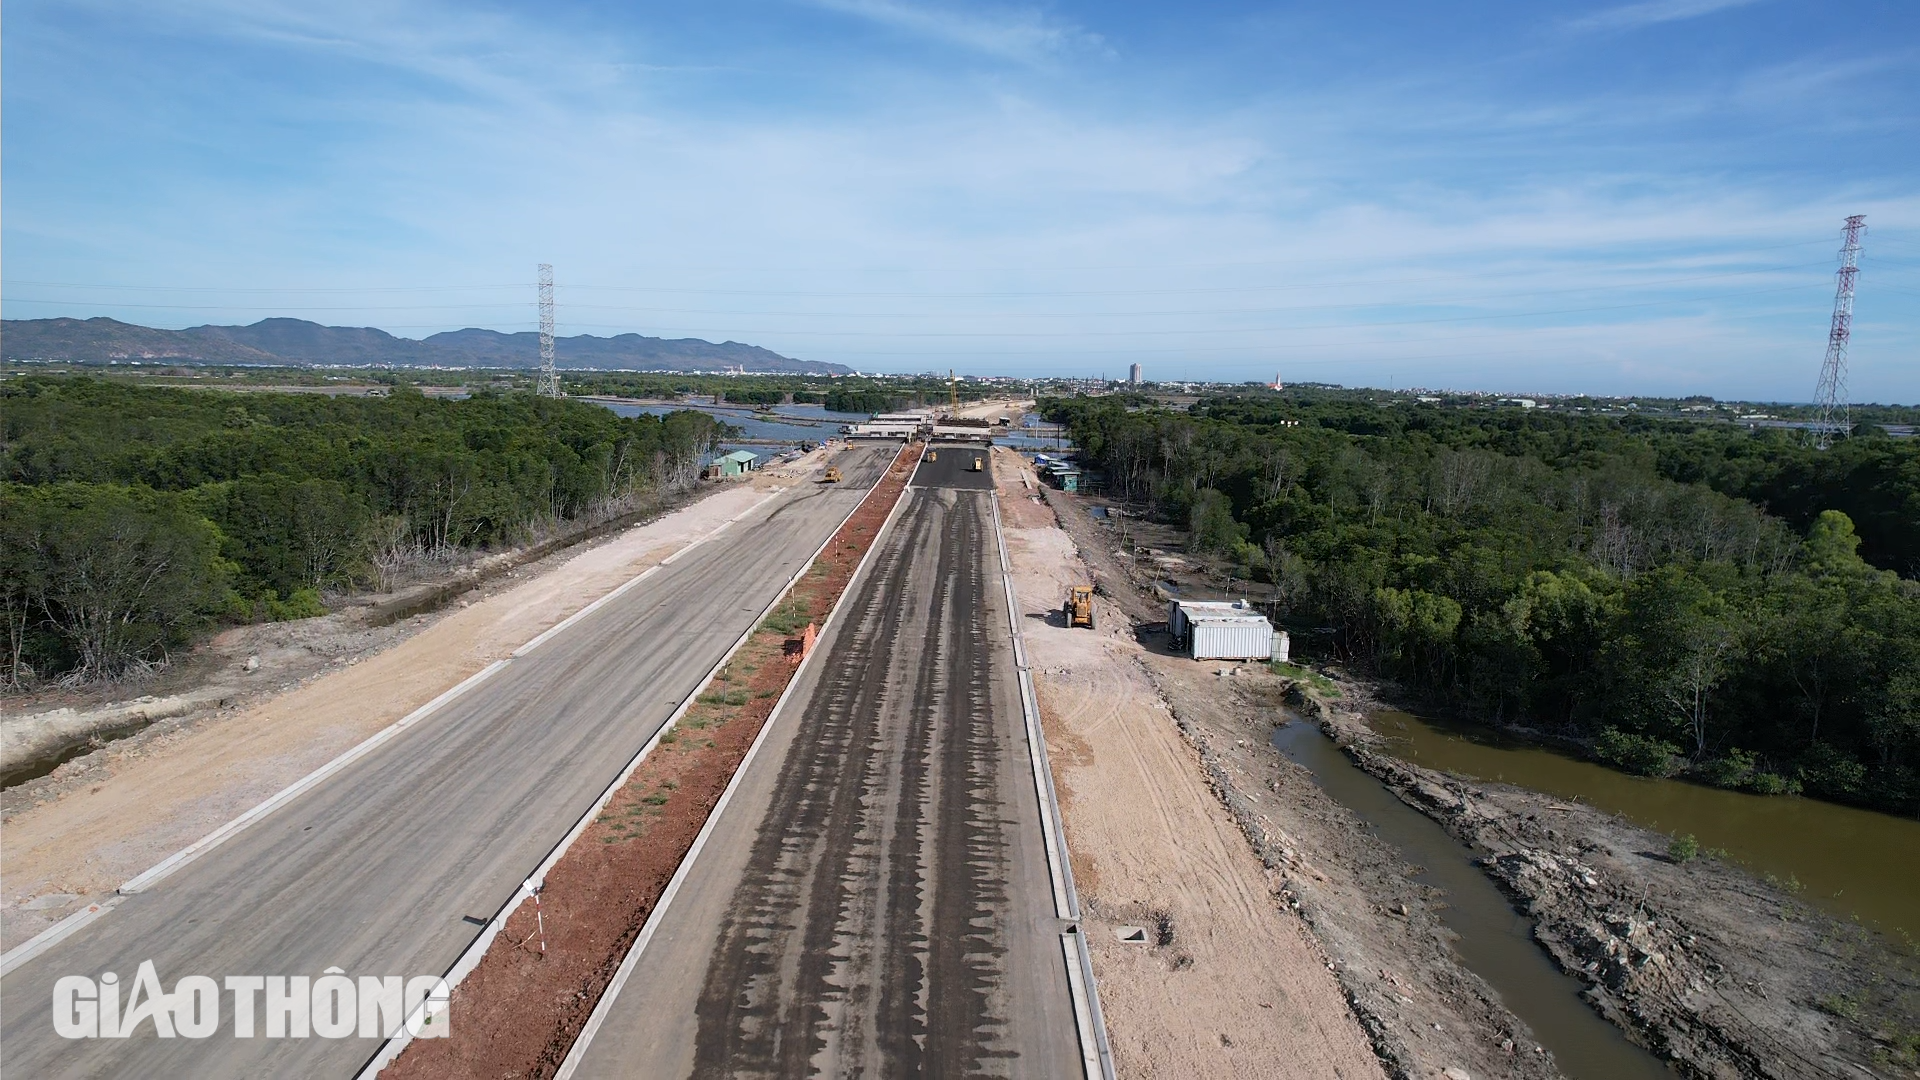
1063,585,1095,629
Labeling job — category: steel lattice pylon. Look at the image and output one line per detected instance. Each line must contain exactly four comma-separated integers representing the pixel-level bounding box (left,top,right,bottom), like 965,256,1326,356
537,263,560,398
1811,216,1866,449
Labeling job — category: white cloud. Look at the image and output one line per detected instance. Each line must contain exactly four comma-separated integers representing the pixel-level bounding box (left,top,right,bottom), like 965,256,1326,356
1566,0,1765,34
804,0,1107,63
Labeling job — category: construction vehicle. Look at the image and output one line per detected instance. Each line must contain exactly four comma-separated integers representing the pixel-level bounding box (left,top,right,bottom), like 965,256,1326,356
969,454,984,472
1063,585,1096,629
822,466,843,484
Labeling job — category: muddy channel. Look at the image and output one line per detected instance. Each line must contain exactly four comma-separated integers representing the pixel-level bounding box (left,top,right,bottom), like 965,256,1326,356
1286,696,1920,1079
1274,717,1673,1080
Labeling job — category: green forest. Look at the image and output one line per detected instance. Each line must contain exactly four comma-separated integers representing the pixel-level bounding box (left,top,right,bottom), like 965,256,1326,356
1046,393,1920,815
1,377,722,687
558,372,994,414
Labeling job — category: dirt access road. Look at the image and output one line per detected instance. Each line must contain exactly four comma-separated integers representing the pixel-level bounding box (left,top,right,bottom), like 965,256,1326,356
562,444,1083,1079
0,446,894,1079
994,451,1387,1080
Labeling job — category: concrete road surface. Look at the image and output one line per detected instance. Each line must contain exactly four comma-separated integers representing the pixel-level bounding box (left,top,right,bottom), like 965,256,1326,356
0,445,898,1079
564,442,1082,1078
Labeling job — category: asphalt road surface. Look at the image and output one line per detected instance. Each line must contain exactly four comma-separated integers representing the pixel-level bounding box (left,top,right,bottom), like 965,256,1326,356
565,442,1082,1078
0,445,898,1079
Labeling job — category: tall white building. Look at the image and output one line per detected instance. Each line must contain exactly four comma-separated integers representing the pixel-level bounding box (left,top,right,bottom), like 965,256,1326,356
1128,362,1143,384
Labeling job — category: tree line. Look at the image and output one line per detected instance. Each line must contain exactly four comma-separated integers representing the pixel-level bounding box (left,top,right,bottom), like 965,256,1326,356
1,377,721,687
558,372,994,413
1047,393,1920,816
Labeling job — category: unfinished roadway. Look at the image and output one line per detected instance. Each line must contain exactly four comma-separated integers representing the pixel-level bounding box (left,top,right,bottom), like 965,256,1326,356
0,445,897,1079
559,445,1084,1079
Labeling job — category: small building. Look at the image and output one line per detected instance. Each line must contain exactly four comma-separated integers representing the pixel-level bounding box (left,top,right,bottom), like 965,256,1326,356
1168,599,1275,661
716,449,760,477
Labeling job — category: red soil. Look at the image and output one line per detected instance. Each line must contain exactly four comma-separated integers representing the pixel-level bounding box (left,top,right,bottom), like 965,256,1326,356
384,445,921,1079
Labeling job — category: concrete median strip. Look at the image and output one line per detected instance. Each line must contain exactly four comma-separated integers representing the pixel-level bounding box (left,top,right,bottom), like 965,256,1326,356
353,491,836,1079
553,460,918,1080
369,445,920,1079
0,489,787,984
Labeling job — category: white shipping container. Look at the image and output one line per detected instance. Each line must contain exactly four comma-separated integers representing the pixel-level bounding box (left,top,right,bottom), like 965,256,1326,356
1188,615,1275,660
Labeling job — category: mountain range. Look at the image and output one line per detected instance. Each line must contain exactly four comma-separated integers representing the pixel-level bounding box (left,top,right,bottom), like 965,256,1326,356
0,317,849,374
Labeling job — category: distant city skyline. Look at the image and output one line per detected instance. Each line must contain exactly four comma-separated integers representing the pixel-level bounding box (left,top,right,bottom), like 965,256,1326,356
3,1,1917,401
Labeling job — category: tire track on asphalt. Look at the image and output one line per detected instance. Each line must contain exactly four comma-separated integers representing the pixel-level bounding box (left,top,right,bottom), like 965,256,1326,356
689,489,1019,1077
689,492,932,1075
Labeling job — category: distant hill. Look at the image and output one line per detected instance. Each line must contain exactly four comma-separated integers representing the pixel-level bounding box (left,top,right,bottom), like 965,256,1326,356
1,317,849,374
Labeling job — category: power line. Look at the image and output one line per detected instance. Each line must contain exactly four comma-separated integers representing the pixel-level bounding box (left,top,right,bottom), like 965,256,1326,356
1,267,1830,321
0,256,1834,301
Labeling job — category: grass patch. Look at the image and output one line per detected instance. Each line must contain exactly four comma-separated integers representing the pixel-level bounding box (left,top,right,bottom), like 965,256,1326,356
1270,661,1340,697
761,597,813,635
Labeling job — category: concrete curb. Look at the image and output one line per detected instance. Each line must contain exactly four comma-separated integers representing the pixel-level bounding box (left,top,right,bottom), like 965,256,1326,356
552,446,918,1080
0,487,783,983
989,487,1117,1080
350,474,890,1078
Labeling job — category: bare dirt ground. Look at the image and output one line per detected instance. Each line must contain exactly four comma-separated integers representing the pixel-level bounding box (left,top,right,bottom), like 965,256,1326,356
1019,458,1562,1080
1312,703,1920,1080
0,468,819,953
996,450,1390,1080
1035,459,1920,1079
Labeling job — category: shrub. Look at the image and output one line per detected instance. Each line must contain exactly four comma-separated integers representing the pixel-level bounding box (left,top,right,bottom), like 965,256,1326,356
265,588,327,622
1594,728,1682,777
1694,748,1758,789
1747,772,1802,796
1798,743,1868,799
1667,833,1700,863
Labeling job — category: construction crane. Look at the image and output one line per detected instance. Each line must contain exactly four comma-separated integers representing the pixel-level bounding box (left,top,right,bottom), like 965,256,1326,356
949,369,958,411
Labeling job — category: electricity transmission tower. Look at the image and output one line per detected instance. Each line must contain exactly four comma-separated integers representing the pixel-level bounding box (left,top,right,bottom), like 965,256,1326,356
1811,215,1866,449
537,263,560,398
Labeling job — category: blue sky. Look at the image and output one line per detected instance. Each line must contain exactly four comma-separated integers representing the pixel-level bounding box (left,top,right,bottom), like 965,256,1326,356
4,0,1918,400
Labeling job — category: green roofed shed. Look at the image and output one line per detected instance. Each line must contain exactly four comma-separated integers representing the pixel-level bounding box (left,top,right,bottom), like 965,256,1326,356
718,449,760,476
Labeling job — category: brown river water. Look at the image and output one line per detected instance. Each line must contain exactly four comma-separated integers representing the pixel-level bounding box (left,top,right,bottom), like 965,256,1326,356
1371,710,1920,939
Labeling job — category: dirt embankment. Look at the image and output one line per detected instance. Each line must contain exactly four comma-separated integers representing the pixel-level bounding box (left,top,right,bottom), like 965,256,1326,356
1011,457,1526,1080
1306,701,1920,1080
0,479,736,785
1145,663,1557,1080
0,469,822,953
383,444,920,1080
1023,476,1920,1079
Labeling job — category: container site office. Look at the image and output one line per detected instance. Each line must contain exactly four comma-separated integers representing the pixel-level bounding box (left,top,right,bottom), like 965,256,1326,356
1167,599,1286,661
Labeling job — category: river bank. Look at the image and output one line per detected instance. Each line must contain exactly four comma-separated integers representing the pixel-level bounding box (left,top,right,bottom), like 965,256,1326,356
1031,481,1564,1079
1029,478,1918,1077
1299,684,1920,1079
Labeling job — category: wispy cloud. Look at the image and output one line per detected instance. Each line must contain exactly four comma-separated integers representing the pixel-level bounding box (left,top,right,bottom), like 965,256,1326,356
6,0,1916,399
1567,0,1765,34
805,0,1106,63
